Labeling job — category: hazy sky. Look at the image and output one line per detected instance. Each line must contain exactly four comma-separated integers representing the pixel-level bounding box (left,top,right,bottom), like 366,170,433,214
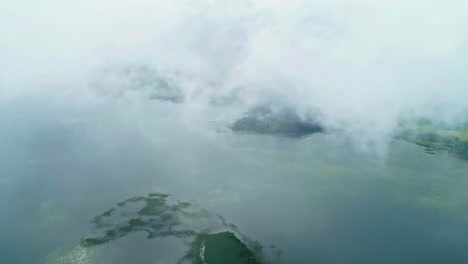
1,0,468,142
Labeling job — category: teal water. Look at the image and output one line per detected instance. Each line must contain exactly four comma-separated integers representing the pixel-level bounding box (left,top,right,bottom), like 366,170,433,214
1,99,468,264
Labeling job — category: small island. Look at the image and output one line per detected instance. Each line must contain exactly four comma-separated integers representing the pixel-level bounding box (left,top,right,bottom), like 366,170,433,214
82,193,266,264
231,106,323,137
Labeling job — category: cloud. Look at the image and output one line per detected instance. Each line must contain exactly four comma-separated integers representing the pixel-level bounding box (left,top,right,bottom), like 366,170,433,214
1,0,467,145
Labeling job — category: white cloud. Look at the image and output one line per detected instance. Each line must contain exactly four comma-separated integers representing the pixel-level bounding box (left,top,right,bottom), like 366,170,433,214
1,0,467,142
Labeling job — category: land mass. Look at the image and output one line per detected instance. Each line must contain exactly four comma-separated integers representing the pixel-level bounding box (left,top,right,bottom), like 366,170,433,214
231,106,323,137
82,193,267,264
396,119,468,159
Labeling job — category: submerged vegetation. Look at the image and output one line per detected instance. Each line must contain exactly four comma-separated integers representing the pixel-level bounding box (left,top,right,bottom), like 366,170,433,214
82,193,275,264
396,119,468,159
231,106,323,137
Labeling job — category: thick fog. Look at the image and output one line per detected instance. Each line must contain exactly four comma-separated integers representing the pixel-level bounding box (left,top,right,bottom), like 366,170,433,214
2,0,468,147
4,2,468,263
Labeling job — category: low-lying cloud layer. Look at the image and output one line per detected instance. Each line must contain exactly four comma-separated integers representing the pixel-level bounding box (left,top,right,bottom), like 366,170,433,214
2,0,468,145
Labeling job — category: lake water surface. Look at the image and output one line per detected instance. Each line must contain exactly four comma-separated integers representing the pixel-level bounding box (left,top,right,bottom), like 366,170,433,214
1,99,468,264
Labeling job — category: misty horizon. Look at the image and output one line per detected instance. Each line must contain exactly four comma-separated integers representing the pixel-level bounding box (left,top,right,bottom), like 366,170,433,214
1,1,468,264
2,0,468,148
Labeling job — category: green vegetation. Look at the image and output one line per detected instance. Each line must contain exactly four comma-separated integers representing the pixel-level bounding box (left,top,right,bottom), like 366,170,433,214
203,232,261,264
232,106,323,136
170,201,192,211
102,208,115,217
82,194,175,247
148,192,170,198
128,218,145,226
105,230,116,237
187,232,261,264
81,193,270,263
82,238,106,247
138,197,167,216
125,196,145,202
118,225,133,233
396,119,468,159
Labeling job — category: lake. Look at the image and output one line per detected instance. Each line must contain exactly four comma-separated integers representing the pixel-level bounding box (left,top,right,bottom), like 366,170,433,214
1,98,468,264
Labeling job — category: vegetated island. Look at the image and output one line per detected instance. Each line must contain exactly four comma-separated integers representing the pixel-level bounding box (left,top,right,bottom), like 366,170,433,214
231,106,323,137
396,118,468,159
189,232,262,264
82,193,269,264
231,107,468,160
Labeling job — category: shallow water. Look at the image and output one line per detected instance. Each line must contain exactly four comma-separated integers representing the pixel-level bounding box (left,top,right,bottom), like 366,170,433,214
1,99,468,264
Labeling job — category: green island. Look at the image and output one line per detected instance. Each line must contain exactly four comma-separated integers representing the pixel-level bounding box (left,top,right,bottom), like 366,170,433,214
82,193,268,264
396,118,468,159
232,107,468,161
231,106,323,137
187,232,261,264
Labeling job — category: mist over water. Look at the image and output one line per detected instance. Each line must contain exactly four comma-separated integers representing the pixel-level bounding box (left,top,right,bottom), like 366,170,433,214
2,1,468,263
2,0,468,144
2,97,468,264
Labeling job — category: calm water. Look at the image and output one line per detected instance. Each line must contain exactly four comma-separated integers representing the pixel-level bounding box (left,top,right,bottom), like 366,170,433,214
1,98,468,264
